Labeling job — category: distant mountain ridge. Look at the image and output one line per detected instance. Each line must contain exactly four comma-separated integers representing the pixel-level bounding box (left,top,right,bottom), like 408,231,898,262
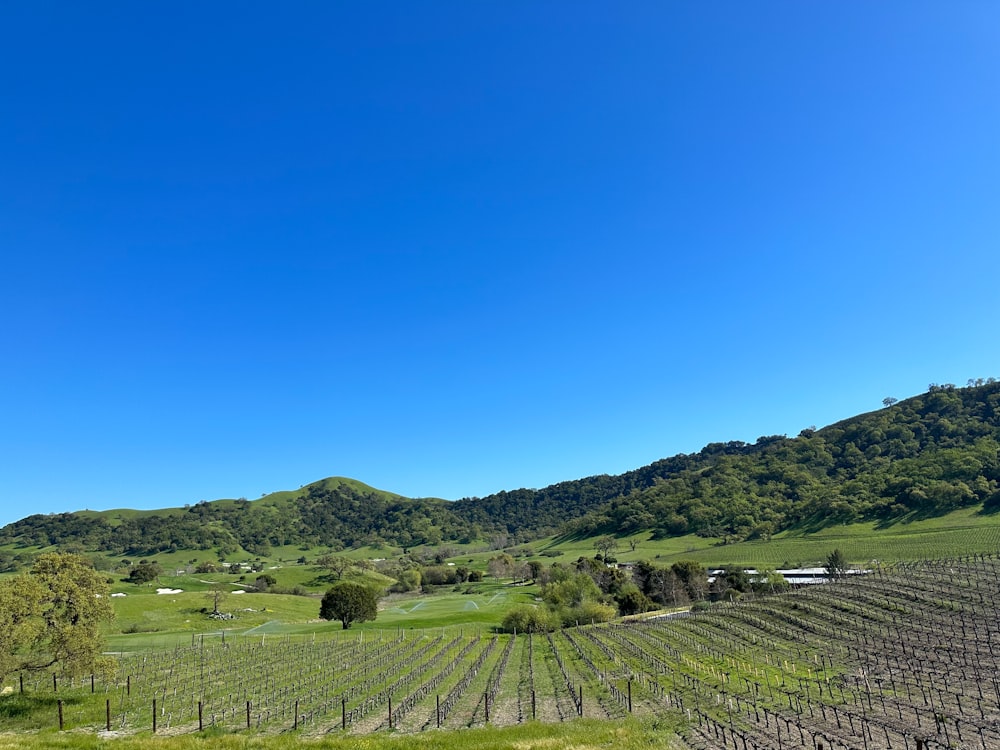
2,381,999,558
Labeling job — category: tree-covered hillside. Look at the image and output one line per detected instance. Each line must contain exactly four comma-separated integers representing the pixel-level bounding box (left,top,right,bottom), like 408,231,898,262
2,380,998,557
0,478,470,557
566,380,1000,541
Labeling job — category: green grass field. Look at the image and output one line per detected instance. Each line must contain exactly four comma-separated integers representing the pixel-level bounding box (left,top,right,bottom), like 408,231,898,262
533,506,1000,567
104,575,539,652
0,716,685,750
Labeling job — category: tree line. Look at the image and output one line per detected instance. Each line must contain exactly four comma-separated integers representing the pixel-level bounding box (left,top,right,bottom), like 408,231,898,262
3,381,999,558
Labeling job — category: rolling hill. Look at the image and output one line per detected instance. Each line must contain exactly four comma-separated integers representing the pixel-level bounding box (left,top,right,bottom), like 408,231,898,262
2,380,999,563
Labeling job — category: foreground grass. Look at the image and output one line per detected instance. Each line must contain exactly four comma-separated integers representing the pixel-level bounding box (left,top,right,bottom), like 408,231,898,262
0,717,686,750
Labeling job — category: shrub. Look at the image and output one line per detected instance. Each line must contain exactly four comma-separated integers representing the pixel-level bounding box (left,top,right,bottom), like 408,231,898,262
389,568,422,593
125,561,162,584
421,565,458,586
558,600,616,627
254,574,277,591
616,584,654,615
501,604,557,633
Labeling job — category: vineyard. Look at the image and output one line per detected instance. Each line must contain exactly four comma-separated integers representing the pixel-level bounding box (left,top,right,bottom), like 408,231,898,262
5,555,1000,749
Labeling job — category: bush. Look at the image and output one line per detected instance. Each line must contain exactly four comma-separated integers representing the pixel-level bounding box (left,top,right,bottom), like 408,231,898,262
716,587,743,603
121,623,160,634
389,568,422,593
616,584,654,615
254,574,277,591
501,604,557,633
125,561,162,584
421,565,458,586
558,600,616,627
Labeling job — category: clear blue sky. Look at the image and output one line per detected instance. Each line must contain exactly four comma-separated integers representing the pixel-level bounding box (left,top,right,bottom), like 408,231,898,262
2,3,998,527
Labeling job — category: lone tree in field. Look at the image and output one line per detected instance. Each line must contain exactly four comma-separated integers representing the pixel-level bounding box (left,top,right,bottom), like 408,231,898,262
594,534,619,560
320,581,378,629
315,554,354,581
207,582,229,615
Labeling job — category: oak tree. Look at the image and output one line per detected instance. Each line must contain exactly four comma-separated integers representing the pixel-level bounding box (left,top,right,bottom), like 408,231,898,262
319,581,378,629
0,553,114,681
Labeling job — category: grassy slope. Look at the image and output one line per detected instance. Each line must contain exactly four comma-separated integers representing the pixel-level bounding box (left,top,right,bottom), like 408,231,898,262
533,504,1000,567
5,503,997,580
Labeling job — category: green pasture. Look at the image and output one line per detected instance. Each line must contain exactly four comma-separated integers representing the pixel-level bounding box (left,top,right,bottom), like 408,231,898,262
104,591,321,651
104,578,539,651
536,506,1000,567
367,581,538,630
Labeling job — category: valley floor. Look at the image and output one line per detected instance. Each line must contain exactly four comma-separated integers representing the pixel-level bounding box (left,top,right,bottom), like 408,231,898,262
4,555,1000,749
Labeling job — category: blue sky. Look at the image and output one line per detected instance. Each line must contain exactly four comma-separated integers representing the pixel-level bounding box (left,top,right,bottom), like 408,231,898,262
2,3,998,527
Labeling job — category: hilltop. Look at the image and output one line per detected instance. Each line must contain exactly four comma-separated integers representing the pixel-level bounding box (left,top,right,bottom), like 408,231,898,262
2,380,998,563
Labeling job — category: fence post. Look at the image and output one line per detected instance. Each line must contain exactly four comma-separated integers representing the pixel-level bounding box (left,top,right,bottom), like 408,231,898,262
485,692,490,722
247,700,251,729
628,680,632,713
436,695,441,728
152,698,157,733
343,698,347,730
389,696,392,729
58,699,64,730
198,701,203,731
106,699,111,731
294,700,299,730
579,686,583,716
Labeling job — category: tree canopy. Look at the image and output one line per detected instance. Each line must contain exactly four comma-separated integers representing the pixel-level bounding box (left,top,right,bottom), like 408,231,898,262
319,581,379,629
0,553,114,681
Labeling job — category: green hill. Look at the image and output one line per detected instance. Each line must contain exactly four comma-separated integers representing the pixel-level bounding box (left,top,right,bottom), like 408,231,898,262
561,380,1000,542
2,380,999,563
